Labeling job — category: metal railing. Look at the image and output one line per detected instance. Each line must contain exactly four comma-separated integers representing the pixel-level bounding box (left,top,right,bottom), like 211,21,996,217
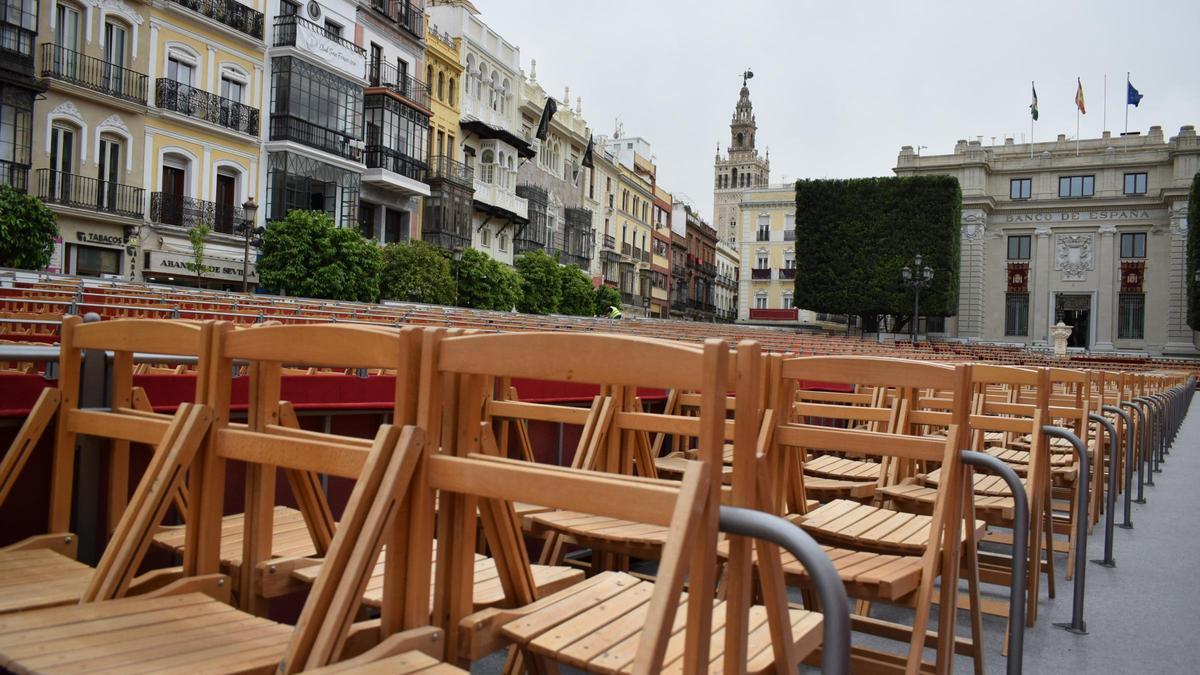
621,242,631,256
364,145,426,182
602,234,616,251
36,169,144,219
273,14,365,58
151,192,244,235
0,160,30,193
156,78,260,136
425,155,473,188
269,115,361,162
164,0,264,39
751,268,772,280
366,58,430,109
370,0,423,38
784,230,796,241
41,44,148,103
778,268,796,280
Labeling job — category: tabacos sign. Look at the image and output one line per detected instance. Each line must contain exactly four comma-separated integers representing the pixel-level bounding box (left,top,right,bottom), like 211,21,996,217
75,231,126,246
1004,209,1154,224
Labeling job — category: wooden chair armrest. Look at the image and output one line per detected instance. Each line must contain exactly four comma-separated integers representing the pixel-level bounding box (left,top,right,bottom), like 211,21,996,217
0,533,77,558
334,626,446,667
458,607,529,661
126,566,184,596
140,573,232,604
258,554,324,597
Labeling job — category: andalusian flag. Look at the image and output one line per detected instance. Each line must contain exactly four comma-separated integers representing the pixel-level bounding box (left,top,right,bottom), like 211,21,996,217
1075,78,1086,114
1030,82,1039,120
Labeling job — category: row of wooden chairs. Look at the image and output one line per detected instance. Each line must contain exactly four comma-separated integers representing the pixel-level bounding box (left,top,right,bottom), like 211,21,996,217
0,316,1188,673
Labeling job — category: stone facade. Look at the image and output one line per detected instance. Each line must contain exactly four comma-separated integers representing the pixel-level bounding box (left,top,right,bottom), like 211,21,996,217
712,77,769,248
895,126,1199,355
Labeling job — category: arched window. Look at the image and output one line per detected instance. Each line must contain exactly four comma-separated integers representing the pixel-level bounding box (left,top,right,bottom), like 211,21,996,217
463,55,474,95
480,148,495,184
427,65,434,91
476,63,486,98
448,77,455,106
730,168,738,186
736,132,743,147
437,71,445,101
501,78,510,114
489,72,499,110
219,64,248,103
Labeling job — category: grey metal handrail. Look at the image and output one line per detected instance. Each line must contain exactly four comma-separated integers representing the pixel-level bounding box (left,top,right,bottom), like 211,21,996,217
1102,405,1135,529
1134,396,1161,474
1042,425,1090,635
1087,413,1119,566
962,451,1028,675
1119,401,1147,503
1131,398,1156,486
718,505,850,675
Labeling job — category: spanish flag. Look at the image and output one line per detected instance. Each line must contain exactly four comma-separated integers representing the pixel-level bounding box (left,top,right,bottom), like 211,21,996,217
1075,78,1086,115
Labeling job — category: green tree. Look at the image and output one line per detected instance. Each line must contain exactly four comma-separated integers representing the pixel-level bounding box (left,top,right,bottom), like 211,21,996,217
558,264,595,316
594,284,622,317
0,185,58,270
455,247,521,311
185,222,211,288
1187,173,1200,329
258,209,382,302
380,240,455,305
793,176,961,329
514,249,563,314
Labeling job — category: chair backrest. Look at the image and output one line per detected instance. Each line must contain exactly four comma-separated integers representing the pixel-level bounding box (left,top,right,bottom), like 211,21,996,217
407,331,766,672
45,316,213,533
185,323,422,610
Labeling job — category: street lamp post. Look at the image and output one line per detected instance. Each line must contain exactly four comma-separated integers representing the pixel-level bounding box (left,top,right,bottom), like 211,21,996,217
900,253,934,343
235,198,262,294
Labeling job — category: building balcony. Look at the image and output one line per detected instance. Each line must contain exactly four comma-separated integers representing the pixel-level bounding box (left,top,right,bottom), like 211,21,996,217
273,15,365,80
749,308,799,321
426,155,473,189
369,0,424,39
164,0,263,40
601,234,616,251
40,44,147,104
641,250,651,263
423,230,471,252
778,268,796,280
0,161,30,193
366,58,430,110
150,192,244,235
784,230,796,241
269,115,360,162
690,299,715,314
621,242,632,256
751,268,772,280
156,79,259,136
701,261,716,276
756,231,770,242
473,166,527,221
363,145,428,195
37,169,144,219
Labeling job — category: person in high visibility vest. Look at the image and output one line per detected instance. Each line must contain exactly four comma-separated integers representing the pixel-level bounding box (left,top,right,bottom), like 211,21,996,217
608,305,622,320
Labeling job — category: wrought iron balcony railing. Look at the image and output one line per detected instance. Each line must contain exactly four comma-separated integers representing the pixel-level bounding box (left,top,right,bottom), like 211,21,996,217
370,0,424,39
165,0,263,40
274,15,365,57
37,169,144,219
0,161,30,193
426,155,473,188
784,230,796,241
621,242,632,256
602,234,616,251
364,145,426,181
151,192,244,235
41,44,147,103
367,58,430,109
778,268,796,280
156,78,259,136
751,268,772,280
269,115,361,161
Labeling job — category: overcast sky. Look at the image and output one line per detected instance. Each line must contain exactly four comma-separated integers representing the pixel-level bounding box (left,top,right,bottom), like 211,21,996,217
473,0,1199,222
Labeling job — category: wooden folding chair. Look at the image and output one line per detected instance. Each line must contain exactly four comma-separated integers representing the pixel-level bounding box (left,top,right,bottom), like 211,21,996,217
404,331,824,673
771,356,984,674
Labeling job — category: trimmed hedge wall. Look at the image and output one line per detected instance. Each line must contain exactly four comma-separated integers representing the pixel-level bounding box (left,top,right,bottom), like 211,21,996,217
793,176,962,321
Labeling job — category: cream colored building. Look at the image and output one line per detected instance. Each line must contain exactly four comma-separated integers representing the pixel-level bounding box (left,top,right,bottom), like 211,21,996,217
895,125,1199,355
715,240,738,322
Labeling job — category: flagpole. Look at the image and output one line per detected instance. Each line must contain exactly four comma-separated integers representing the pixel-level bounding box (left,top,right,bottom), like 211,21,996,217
1030,80,1035,160
1103,73,1107,132
1124,72,1130,152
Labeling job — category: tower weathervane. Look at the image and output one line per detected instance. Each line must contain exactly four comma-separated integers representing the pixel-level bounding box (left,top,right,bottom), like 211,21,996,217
742,68,754,86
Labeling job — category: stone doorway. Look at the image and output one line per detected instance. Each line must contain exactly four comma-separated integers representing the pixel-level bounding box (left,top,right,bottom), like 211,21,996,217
1055,293,1091,349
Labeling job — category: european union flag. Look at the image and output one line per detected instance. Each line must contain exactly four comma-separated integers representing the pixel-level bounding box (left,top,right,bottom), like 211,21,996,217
1127,81,1143,107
